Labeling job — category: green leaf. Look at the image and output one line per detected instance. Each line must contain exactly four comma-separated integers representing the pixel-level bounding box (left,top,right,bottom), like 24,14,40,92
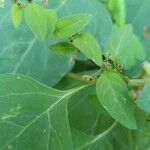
71,128,93,150
24,3,57,39
137,80,150,113
10,4,22,29
126,0,150,58
106,25,138,69
107,0,126,27
54,14,91,38
49,42,76,56
0,0,4,8
0,74,86,150
131,35,145,61
96,71,137,129
140,127,150,138
72,32,102,66
71,127,115,150
135,107,150,130
135,107,150,139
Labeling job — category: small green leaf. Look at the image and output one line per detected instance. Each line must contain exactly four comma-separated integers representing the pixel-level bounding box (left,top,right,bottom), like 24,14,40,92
49,42,76,56
131,35,145,61
106,25,135,69
137,80,150,113
72,32,102,66
106,25,145,69
54,14,91,38
10,4,22,29
24,3,57,39
107,0,126,27
96,71,137,129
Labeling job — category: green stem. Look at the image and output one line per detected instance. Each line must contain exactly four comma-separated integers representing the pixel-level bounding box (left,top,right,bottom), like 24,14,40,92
126,79,146,87
67,72,96,84
67,72,147,87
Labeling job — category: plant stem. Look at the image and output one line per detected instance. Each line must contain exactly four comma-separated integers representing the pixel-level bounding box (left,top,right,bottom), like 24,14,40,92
126,79,146,87
67,72,96,84
67,72,147,87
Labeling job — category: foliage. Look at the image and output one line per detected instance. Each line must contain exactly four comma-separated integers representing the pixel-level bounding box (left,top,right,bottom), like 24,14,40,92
0,0,150,149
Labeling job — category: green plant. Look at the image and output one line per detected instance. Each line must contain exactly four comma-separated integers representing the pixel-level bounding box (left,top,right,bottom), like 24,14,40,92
0,0,150,149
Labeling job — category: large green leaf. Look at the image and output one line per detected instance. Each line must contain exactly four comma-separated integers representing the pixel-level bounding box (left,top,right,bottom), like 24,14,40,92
0,74,86,150
49,0,112,48
54,14,91,38
24,3,57,39
0,2,73,86
71,125,115,150
73,32,102,66
96,71,137,129
137,80,150,113
71,128,93,150
72,124,150,150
